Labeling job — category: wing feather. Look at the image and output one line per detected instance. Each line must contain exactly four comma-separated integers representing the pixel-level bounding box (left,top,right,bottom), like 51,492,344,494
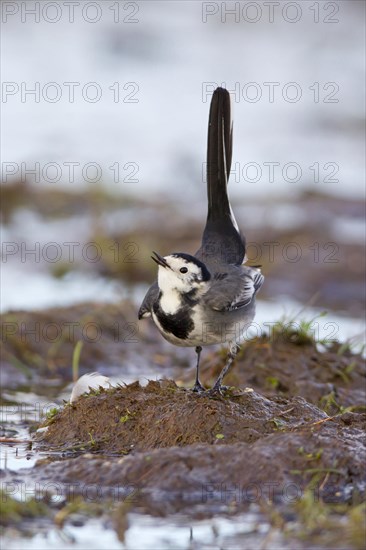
138,282,159,319
204,268,264,312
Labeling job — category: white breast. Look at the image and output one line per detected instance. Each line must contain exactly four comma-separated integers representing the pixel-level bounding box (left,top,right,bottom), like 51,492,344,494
159,289,181,315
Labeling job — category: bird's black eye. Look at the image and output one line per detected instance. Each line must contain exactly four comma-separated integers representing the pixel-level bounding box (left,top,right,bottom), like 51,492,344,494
180,267,188,274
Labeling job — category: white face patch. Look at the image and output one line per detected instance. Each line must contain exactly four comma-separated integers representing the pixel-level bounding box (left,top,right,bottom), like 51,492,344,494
156,255,210,308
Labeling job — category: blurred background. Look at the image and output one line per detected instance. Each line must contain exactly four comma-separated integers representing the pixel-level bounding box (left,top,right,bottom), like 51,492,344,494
1,0,365,340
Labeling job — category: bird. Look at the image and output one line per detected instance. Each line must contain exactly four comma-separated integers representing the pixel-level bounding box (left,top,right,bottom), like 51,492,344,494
138,87,264,395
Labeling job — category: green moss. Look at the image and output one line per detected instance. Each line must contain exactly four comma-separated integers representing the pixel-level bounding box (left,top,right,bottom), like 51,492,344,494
46,407,59,421
269,311,329,346
120,409,136,423
0,491,49,527
347,503,366,549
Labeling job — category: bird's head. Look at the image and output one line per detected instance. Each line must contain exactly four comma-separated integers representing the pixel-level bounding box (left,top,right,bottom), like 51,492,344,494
151,252,211,295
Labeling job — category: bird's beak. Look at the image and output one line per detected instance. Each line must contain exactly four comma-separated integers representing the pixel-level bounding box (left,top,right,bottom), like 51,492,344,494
151,251,171,269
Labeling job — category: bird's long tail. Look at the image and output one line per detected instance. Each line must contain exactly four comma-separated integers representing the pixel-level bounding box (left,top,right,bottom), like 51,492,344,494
197,88,245,266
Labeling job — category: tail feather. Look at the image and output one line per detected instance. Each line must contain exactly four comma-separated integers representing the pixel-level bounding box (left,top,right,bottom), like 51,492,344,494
206,87,233,219
198,88,245,266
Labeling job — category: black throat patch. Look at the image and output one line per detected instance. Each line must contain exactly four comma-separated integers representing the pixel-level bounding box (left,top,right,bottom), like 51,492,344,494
153,293,195,340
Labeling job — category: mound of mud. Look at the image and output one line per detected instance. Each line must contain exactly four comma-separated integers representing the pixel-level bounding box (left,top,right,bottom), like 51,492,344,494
39,380,331,452
191,336,366,414
35,380,365,515
34,425,366,513
32,324,365,519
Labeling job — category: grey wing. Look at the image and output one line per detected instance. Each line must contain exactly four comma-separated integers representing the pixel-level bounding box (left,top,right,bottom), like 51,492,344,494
203,267,264,312
138,282,159,319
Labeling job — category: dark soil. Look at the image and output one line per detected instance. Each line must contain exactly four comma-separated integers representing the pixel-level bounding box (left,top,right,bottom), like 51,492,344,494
1,310,365,547
188,335,366,414
33,415,366,513
33,334,366,517
39,381,329,452
0,301,165,390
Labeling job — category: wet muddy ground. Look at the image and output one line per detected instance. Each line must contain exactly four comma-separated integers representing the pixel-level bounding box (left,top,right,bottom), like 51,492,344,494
1,183,365,548
1,300,365,548
1,182,365,316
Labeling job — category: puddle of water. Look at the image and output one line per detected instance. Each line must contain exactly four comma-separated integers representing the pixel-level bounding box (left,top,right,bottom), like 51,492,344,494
0,427,37,472
1,520,123,550
2,3,364,200
124,512,270,550
0,395,58,472
0,266,123,312
255,299,366,348
1,509,285,550
331,217,366,244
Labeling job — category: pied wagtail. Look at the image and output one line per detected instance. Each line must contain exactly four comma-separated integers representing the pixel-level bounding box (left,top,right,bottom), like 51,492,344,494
138,87,264,395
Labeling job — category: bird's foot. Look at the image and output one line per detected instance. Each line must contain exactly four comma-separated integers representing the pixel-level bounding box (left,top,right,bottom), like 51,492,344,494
191,381,206,393
205,384,230,398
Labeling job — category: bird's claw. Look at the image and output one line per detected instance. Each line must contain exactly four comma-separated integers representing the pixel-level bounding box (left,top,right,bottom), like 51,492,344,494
191,382,206,393
205,384,230,398
191,380,230,397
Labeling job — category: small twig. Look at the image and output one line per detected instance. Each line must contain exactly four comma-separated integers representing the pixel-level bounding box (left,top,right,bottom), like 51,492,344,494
319,472,330,492
276,407,295,417
0,437,31,443
260,528,277,550
310,416,337,426
290,467,343,476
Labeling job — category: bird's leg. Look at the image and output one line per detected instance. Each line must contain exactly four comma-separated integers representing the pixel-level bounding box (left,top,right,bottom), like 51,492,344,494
208,344,239,396
191,346,205,392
